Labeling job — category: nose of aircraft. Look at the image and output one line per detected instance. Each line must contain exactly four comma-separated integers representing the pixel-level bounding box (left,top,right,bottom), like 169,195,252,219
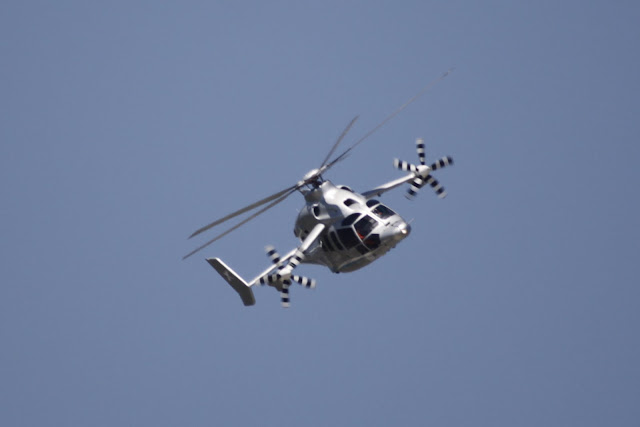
382,220,411,244
397,221,411,238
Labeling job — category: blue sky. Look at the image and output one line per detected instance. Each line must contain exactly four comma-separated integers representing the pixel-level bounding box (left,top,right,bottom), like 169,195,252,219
2,1,639,426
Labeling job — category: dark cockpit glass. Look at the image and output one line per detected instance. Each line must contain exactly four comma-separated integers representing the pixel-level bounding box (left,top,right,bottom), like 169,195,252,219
354,215,377,239
366,199,396,219
363,234,381,249
322,235,335,251
333,213,381,253
372,204,395,219
336,228,359,249
329,231,344,250
341,213,360,226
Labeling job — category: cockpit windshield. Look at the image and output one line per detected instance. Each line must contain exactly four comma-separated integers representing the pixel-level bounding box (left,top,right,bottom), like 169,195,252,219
342,213,360,227
354,215,377,239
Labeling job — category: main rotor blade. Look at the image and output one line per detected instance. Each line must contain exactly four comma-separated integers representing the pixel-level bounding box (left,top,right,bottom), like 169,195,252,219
319,115,359,170
188,184,298,239
183,188,297,260
325,68,454,170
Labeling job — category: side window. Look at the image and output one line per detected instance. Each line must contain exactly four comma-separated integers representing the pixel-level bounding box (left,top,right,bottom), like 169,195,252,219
329,231,345,250
372,204,396,219
336,228,360,249
322,235,335,251
343,199,358,207
363,234,381,250
341,213,360,227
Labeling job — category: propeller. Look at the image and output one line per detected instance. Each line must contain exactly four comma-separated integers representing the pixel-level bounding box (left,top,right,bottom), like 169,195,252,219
394,138,454,199
259,245,316,307
184,69,454,260
265,245,281,265
280,280,291,308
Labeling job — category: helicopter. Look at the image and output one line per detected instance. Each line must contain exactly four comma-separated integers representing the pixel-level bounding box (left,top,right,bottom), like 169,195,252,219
184,70,455,307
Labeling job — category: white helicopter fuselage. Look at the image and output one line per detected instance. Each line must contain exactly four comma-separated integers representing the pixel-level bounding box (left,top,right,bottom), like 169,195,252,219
294,180,411,273
187,70,456,306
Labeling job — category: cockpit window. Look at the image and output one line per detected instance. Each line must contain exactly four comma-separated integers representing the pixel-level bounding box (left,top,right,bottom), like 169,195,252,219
322,235,335,251
354,215,377,239
372,204,396,219
366,199,380,207
336,228,359,249
363,234,381,249
342,213,360,227
329,231,344,250
343,198,358,207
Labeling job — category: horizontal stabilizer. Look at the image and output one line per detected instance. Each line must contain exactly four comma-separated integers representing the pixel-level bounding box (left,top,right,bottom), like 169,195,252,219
206,258,255,306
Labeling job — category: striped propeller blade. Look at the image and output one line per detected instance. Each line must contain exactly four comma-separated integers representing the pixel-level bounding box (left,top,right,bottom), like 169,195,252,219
393,158,419,173
292,275,316,289
406,174,447,199
280,280,291,308
258,273,280,286
423,175,447,198
405,177,424,200
287,249,305,270
415,138,426,165
430,156,454,171
265,245,281,265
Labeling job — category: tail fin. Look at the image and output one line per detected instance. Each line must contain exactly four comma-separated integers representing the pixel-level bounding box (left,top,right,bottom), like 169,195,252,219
206,258,256,306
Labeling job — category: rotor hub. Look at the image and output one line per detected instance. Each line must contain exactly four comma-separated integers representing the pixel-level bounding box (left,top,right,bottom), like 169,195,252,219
298,168,324,191
302,168,322,182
